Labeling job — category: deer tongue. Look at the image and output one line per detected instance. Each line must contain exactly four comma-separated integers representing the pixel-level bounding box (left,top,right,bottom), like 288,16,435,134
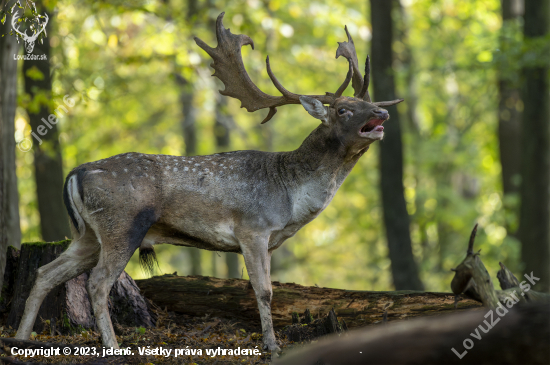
361,118,385,133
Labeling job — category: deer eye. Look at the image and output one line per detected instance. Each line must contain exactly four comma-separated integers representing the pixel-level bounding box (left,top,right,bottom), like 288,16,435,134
338,108,346,115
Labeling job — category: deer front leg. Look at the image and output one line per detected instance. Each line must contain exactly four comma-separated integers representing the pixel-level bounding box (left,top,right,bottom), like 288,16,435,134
240,238,280,353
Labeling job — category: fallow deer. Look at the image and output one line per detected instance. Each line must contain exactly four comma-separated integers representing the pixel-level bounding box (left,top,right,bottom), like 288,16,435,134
16,13,402,352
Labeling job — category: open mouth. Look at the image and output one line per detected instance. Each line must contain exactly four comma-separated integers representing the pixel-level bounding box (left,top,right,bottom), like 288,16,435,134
359,118,386,135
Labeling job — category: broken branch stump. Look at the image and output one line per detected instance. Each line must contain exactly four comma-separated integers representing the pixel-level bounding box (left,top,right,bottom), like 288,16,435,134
451,225,550,307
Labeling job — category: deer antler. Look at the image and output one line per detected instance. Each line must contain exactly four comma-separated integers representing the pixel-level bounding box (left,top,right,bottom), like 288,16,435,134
335,26,364,98
194,13,335,124
195,13,403,123
335,26,403,107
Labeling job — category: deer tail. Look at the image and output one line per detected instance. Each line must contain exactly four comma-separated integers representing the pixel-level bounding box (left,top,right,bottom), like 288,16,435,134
63,169,87,238
139,246,159,277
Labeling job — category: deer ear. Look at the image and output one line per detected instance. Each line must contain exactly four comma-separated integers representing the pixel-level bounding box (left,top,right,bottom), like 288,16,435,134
299,96,329,125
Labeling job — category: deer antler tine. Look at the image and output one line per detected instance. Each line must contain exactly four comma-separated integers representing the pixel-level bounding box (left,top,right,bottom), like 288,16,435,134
215,12,254,50
261,107,278,124
335,25,363,97
334,63,352,98
373,99,404,107
266,56,300,100
359,55,371,102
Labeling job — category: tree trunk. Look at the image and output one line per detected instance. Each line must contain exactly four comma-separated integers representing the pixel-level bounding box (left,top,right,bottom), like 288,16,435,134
519,0,550,291
175,73,203,276
0,7,22,295
136,274,480,329
22,7,71,242
173,0,202,276
499,0,524,235
369,0,423,290
5,242,154,334
0,8,20,297
0,246,19,315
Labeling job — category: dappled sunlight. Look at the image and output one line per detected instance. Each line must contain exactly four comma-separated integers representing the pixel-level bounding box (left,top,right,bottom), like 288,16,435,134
15,0,522,293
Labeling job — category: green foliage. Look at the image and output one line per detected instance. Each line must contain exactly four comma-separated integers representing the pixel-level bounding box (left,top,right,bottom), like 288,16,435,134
14,0,533,292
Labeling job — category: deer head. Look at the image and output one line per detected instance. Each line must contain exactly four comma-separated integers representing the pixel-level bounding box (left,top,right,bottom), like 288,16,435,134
12,11,49,54
194,13,403,153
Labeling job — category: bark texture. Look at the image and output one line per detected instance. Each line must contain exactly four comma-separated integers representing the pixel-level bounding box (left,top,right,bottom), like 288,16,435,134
3,242,154,333
136,274,480,329
23,7,71,241
0,8,22,296
370,0,423,290
519,0,550,291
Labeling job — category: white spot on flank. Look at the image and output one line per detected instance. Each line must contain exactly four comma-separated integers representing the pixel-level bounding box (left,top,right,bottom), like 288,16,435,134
194,163,200,166
115,156,120,159
88,169,105,174
192,168,196,172
124,168,128,173
174,167,178,172
90,208,104,215
151,176,155,181
112,172,117,177
166,166,170,170
184,167,189,172
145,173,148,177
223,166,227,169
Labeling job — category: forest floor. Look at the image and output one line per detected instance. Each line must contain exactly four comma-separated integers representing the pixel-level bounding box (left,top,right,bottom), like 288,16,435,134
0,296,482,364
0,306,302,364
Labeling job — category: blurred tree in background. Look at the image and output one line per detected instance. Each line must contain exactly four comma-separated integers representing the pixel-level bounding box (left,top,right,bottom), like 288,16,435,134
519,0,549,291
23,0,72,241
3,0,549,291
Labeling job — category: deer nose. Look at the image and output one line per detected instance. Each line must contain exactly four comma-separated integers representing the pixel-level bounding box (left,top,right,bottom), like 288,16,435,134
373,109,389,120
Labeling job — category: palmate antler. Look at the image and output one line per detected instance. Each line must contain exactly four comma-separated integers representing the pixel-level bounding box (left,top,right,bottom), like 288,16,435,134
194,12,402,124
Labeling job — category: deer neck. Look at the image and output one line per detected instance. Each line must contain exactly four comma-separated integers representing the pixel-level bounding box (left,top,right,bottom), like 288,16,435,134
282,125,366,190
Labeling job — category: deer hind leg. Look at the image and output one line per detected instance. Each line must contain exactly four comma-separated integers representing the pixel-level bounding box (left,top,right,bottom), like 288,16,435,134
87,209,157,349
15,228,100,340
239,235,280,352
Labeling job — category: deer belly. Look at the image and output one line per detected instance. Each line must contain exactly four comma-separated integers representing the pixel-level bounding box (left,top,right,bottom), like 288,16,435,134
143,220,240,252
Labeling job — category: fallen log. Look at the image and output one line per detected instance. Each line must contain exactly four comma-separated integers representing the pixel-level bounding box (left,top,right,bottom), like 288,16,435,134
135,274,481,329
275,300,550,365
1,241,154,334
